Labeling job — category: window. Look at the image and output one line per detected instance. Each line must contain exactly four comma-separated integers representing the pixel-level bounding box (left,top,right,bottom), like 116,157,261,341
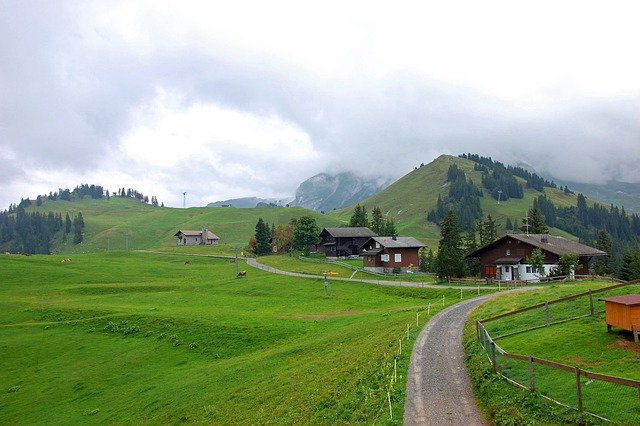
381,254,389,262
526,266,532,273
375,242,380,249
484,265,497,276
394,253,402,263
506,249,511,256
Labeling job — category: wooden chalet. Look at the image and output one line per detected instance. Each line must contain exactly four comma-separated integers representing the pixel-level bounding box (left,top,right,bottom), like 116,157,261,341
318,227,377,259
360,236,426,274
174,228,220,246
466,233,606,282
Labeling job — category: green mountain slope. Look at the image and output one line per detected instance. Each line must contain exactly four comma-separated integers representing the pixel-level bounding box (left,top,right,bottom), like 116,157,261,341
327,154,584,248
13,154,624,254
25,197,343,254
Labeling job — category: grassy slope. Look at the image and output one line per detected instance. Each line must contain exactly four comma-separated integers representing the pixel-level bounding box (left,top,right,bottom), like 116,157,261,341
327,154,595,248
19,154,603,256
27,197,343,254
0,252,481,425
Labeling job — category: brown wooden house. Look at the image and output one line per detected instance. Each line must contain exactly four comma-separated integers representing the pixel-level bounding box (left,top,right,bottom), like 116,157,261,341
466,233,606,282
360,236,426,274
318,227,377,259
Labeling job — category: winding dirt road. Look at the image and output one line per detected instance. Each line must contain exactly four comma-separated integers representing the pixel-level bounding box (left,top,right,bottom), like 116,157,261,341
404,294,500,426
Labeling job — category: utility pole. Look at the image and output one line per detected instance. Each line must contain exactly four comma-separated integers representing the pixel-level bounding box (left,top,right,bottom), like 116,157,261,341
106,237,111,252
497,190,502,205
124,231,129,251
182,192,187,209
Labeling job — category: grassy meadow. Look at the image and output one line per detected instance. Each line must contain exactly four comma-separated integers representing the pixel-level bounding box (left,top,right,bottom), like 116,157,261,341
465,281,640,425
0,251,481,425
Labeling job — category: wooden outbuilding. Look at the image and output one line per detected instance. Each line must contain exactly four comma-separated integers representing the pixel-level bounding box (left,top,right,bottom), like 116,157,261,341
598,294,640,343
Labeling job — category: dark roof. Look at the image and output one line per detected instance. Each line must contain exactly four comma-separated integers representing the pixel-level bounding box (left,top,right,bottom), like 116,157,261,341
362,248,383,256
362,236,426,249
598,294,640,306
321,227,377,238
467,233,606,258
175,230,220,240
494,257,523,265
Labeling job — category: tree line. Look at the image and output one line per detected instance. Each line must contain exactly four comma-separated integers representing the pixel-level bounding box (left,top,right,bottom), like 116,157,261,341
248,215,321,256
427,164,483,230
0,200,84,254
5,184,162,213
460,153,559,192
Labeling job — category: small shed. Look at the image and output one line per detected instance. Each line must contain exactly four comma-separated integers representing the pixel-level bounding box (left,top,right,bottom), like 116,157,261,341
598,294,640,343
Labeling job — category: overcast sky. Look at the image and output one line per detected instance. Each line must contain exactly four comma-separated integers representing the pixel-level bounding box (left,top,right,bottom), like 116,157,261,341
1,1,639,209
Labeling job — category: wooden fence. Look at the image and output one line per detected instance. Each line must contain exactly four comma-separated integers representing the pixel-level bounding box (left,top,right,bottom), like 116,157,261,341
477,280,640,423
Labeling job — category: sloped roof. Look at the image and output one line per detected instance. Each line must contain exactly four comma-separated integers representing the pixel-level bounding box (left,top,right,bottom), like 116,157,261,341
321,227,377,238
174,230,220,240
598,294,640,306
467,233,606,258
362,236,426,249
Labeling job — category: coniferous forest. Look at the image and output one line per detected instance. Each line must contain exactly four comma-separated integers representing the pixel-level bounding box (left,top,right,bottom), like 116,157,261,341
0,184,159,254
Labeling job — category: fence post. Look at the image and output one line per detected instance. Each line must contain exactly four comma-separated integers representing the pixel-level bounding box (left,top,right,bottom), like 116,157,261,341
575,367,583,412
545,302,550,327
528,356,535,391
589,290,594,316
491,342,497,373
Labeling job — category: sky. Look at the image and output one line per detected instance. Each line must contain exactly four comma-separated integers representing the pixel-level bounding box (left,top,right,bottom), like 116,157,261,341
1,0,639,209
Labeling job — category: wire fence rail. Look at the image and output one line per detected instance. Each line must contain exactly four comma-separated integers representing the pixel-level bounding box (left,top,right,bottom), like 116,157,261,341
477,280,640,424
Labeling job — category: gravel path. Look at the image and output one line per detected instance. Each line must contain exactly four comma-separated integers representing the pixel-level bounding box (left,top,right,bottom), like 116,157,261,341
404,294,500,426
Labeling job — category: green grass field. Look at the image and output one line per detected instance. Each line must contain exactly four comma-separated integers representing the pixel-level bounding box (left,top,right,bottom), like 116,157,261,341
1,251,479,425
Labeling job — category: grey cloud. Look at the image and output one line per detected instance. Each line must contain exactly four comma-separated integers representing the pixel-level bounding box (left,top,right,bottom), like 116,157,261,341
1,1,638,210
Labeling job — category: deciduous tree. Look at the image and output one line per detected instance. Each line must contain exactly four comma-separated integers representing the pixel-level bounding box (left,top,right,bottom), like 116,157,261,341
292,215,320,256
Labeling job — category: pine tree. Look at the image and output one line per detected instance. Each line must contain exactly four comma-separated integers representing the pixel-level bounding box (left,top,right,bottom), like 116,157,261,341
594,230,613,276
73,212,84,244
254,218,271,255
505,217,513,230
521,208,548,234
383,217,397,237
349,204,369,228
371,206,384,235
435,211,466,278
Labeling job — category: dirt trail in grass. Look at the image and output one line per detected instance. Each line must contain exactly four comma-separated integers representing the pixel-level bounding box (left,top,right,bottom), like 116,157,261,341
403,294,502,426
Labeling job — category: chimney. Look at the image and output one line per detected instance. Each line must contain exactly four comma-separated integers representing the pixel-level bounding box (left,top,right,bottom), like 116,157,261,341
541,235,548,244
392,234,397,241
201,227,208,245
